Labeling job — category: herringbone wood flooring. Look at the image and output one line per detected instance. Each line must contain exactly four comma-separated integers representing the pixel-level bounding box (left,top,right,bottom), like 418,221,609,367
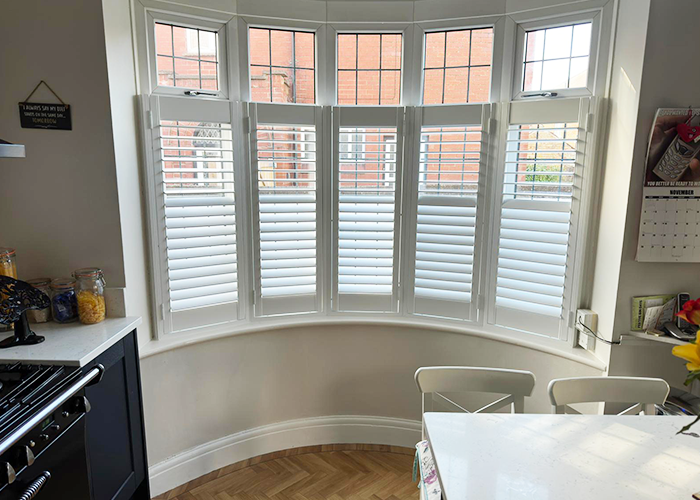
154,444,419,500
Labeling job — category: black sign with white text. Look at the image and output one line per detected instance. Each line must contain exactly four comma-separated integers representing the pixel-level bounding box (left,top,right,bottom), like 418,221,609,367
18,102,72,130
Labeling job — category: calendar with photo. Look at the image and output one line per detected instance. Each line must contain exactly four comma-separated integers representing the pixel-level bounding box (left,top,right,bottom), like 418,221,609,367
637,108,700,262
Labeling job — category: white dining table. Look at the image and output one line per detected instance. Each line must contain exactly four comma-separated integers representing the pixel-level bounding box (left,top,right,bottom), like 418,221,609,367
424,412,700,500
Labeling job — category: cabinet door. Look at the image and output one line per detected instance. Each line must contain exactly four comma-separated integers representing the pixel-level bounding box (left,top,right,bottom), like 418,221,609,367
85,331,149,500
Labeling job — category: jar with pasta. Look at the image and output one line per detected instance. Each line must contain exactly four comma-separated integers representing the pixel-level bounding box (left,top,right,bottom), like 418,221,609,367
74,268,106,324
0,248,17,279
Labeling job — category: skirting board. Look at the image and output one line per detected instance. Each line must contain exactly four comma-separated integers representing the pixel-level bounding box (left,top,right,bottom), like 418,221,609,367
148,415,422,497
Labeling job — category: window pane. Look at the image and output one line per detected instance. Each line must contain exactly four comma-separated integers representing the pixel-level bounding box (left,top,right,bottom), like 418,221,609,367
337,33,402,105
249,28,316,103
470,28,493,66
569,56,589,88
423,69,444,104
422,28,493,104
155,23,173,56
543,25,572,60
250,65,271,102
358,35,381,69
425,32,446,68
155,23,219,90
541,58,570,90
381,35,402,70
270,30,293,67
337,71,356,104
338,34,357,69
381,71,401,105
444,68,468,104
522,22,592,92
249,28,270,66
468,66,490,102
523,61,542,91
295,31,315,68
295,69,315,104
571,23,592,57
445,30,470,67
357,70,380,105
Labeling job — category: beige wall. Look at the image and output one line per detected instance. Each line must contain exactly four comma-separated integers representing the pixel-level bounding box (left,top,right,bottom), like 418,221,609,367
140,323,603,464
0,0,126,287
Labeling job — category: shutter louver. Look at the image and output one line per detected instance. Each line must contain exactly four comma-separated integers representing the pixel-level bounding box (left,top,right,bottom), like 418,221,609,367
250,104,322,316
333,107,404,313
492,98,587,338
147,95,243,333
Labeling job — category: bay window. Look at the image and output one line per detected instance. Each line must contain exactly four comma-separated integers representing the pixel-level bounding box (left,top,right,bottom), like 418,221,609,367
137,2,610,344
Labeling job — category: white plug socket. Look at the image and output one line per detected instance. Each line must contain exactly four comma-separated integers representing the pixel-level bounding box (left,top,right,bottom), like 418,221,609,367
576,309,598,351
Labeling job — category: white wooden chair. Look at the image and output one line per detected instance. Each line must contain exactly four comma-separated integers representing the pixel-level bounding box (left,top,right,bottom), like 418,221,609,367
548,376,670,415
414,366,536,437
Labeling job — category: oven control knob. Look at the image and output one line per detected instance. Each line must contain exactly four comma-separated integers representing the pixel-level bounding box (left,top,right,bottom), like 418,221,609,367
0,462,16,485
70,396,92,414
39,434,49,442
11,445,34,468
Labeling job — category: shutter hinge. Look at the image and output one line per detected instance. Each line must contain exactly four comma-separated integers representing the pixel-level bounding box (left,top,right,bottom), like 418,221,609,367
486,117,496,135
585,113,594,132
243,116,250,135
478,294,485,311
148,110,154,129
251,289,256,306
160,303,165,320
568,310,576,328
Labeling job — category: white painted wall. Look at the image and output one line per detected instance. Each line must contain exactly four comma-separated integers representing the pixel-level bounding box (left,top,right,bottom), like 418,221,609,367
102,0,154,345
140,323,603,465
0,0,126,286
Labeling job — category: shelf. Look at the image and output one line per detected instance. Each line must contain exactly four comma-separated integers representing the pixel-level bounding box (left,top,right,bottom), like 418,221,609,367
0,142,26,158
624,331,690,346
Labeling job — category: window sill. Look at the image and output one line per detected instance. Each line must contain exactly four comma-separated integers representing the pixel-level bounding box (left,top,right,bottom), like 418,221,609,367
138,314,607,371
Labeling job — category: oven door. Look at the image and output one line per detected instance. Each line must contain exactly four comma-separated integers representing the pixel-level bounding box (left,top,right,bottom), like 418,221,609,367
0,416,90,500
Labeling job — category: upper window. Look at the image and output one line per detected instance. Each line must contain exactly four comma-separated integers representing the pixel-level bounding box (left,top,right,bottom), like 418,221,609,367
249,28,316,104
423,28,493,105
155,22,220,91
337,33,402,105
522,22,592,93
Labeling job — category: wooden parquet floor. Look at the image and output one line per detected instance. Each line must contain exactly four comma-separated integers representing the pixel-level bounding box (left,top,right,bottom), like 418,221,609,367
154,444,419,500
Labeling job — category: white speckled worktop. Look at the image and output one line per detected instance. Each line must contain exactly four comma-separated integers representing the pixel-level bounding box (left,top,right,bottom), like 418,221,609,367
0,317,141,366
425,412,700,500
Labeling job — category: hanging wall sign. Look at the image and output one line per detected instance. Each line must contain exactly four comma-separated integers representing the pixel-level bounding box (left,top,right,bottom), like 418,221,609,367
18,81,72,131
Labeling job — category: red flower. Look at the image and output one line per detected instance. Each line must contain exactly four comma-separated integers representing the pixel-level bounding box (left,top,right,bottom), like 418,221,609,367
676,299,700,326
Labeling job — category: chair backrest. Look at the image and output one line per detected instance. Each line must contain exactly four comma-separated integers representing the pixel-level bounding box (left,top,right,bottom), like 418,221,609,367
414,366,536,417
548,376,670,415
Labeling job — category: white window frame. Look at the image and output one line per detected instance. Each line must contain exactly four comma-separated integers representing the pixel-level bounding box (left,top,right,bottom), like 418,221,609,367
139,8,230,98
511,12,601,100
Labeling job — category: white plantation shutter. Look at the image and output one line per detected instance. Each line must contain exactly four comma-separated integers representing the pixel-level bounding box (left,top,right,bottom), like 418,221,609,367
490,98,590,338
249,103,324,316
332,107,404,313
405,105,490,321
146,95,245,333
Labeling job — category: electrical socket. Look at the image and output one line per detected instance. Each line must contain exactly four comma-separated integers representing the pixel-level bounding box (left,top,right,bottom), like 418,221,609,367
576,309,598,351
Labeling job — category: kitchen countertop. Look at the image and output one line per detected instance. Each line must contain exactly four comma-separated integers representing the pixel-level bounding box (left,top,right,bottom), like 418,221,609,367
0,316,141,366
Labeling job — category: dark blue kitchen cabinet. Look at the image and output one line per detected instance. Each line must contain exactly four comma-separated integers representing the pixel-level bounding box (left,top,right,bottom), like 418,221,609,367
83,330,149,500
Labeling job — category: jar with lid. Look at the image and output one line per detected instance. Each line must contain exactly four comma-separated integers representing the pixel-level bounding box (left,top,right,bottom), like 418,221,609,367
50,278,78,323
26,278,52,323
73,268,106,324
0,248,17,279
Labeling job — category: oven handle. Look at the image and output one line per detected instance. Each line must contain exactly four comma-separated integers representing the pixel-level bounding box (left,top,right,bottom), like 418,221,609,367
17,471,50,500
0,365,104,457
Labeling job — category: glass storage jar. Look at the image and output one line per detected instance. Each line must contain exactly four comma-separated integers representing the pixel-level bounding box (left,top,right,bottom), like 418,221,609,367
26,278,52,323
0,248,17,279
74,268,106,324
50,278,78,323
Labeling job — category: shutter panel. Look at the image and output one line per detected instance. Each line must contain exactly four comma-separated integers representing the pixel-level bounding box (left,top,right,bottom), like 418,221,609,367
250,103,323,316
406,105,489,321
491,98,589,338
147,95,243,333
332,107,404,312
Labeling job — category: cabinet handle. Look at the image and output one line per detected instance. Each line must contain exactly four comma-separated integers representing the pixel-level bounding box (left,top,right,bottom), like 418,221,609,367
17,471,50,500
